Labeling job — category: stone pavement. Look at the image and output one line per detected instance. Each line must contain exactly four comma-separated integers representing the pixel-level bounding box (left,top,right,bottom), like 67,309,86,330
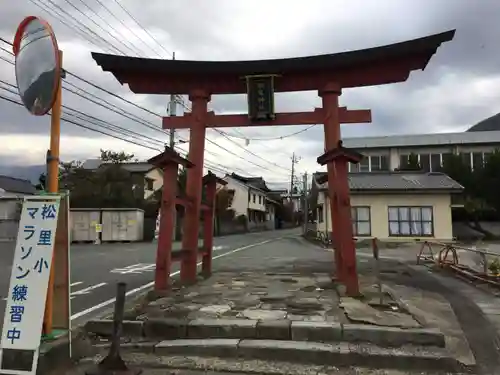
75,236,483,374
66,354,472,375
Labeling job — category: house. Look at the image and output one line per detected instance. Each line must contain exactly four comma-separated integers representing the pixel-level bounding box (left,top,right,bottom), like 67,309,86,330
222,173,278,230
82,159,163,200
281,192,303,213
341,130,500,173
0,175,36,197
0,176,36,241
311,171,463,241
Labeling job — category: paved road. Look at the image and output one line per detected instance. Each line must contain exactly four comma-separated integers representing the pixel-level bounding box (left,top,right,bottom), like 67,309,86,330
0,229,299,330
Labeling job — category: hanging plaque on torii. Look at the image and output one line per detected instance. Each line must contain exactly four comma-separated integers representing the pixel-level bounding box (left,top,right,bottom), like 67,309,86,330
246,74,277,121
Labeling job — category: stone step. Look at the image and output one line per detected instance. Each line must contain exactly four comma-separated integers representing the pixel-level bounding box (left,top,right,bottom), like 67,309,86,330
91,339,471,373
85,318,446,348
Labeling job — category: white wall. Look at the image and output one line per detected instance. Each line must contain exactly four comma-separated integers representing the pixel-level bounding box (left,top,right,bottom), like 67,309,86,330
223,178,249,217
248,189,266,212
316,191,454,241
144,168,163,199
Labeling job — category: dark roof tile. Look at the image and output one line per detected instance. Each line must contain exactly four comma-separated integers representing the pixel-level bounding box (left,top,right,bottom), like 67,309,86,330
0,175,36,194
313,171,463,192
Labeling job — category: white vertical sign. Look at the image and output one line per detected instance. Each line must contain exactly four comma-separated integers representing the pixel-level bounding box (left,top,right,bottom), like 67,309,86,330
0,196,61,375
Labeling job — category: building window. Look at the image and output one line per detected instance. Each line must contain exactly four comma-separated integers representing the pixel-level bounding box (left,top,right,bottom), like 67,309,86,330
472,152,483,170
318,205,324,223
369,155,389,171
379,155,389,171
441,153,453,167
484,152,492,166
419,154,430,172
351,206,371,236
145,178,154,190
349,162,360,173
460,152,472,170
388,206,433,237
359,157,370,172
430,154,441,171
399,154,409,168
253,194,256,203
258,196,262,204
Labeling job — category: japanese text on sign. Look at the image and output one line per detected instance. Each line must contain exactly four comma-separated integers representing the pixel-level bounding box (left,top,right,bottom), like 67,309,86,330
1,197,60,356
247,75,275,121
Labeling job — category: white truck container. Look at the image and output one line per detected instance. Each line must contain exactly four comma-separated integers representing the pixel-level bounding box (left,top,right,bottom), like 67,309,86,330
101,208,144,242
70,209,101,242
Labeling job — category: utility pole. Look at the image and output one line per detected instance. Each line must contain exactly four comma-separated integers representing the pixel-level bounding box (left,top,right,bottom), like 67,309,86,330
168,52,177,239
290,153,301,225
303,172,308,234
290,152,301,197
168,52,176,149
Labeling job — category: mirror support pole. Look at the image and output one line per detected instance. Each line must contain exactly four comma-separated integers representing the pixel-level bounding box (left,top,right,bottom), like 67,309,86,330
43,50,63,335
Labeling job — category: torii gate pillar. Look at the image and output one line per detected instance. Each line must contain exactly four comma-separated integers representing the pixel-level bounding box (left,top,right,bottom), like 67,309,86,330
180,89,211,284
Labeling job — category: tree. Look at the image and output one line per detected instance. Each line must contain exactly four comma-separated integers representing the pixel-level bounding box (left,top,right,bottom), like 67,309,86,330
58,151,138,208
478,150,500,214
100,149,135,163
35,172,46,190
440,152,497,236
398,153,421,171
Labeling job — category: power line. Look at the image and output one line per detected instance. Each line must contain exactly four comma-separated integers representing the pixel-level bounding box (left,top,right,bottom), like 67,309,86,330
212,129,290,171
0,81,251,176
0,35,288,177
180,97,288,174
111,0,172,58
27,0,117,53
89,0,154,57
62,0,143,56
39,0,126,54
217,124,318,141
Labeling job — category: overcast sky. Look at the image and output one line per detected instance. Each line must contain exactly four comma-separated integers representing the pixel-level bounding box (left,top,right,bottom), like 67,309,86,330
0,0,499,188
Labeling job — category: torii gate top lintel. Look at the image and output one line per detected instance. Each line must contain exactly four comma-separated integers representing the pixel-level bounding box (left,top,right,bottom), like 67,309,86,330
91,30,455,95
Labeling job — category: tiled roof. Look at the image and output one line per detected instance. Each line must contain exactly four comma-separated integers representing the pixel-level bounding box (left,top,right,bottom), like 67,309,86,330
313,171,463,192
228,173,271,192
341,130,500,149
0,175,36,194
82,159,154,173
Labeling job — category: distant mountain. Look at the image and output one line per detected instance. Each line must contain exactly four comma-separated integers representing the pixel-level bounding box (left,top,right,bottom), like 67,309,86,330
0,165,46,184
467,112,500,132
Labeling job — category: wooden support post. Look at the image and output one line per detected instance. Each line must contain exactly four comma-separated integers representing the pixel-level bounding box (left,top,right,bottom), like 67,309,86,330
200,172,227,277
317,125,364,297
202,182,216,276
148,149,192,292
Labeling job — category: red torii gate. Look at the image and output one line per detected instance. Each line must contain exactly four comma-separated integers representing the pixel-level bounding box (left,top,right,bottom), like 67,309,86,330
92,30,455,296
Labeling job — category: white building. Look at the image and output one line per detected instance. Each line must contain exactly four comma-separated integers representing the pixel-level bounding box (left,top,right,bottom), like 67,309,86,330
342,130,500,173
0,176,36,241
222,174,277,229
312,171,463,242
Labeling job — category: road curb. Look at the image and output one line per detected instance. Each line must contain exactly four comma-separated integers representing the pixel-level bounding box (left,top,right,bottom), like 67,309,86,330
91,338,469,372
84,317,446,347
